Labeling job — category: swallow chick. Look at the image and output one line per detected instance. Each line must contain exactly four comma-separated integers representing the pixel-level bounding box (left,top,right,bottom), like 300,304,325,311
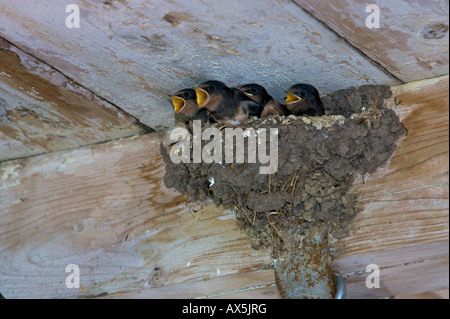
285,83,324,116
194,107,215,125
239,83,286,118
169,88,199,119
169,88,214,124
194,80,263,125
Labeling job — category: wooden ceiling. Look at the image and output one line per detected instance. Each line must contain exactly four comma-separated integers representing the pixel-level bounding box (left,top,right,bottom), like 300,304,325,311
0,40,147,161
0,0,420,131
295,0,449,82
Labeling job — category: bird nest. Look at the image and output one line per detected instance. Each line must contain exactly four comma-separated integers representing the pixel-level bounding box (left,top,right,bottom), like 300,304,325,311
161,85,406,251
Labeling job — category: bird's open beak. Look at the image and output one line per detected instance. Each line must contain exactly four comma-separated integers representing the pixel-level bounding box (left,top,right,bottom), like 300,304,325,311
194,88,209,108
285,92,302,104
169,96,186,114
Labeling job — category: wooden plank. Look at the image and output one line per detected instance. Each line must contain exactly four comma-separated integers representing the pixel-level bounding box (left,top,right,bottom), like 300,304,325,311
0,77,448,298
102,269,279,299
334,76,449,298
0,39,147,161
0,133,273,298
335,240,449,298
0,0,400,130
396,289,449,299
294,0,449,82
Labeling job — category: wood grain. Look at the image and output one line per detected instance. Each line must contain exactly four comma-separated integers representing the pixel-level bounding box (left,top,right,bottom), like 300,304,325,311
102,269,279,299
0,77,448,298
334,76,449,297
0,133,273,298
0,39,147,161
0,0,400,130
293,0,449,82
335,241,449,298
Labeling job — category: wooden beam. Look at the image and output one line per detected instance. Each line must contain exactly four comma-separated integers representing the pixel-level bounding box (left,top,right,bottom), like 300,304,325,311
293,0,449,82
0,132,274,298
0,0,400,130
0,39,147,161
0,77,448,298
334,76,449,297
103,269,279,299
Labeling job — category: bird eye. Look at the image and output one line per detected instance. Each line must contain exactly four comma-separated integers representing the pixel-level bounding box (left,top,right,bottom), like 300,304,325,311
250,88,257,94
300,92,306,97
183,92,190,98
209,87,215,92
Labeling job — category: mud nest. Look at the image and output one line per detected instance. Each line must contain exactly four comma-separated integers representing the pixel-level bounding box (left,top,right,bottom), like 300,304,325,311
161,85,406,251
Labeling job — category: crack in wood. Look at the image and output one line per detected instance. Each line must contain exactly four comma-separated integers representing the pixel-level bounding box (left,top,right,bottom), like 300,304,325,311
356,184,449,202
342,255,447,277
195,282,277,299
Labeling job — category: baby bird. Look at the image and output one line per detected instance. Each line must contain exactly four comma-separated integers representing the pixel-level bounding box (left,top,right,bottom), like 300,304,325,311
239,83,286,117
169,88,214,124
169,88,199,119
285,83,324,116
194,80,263,125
